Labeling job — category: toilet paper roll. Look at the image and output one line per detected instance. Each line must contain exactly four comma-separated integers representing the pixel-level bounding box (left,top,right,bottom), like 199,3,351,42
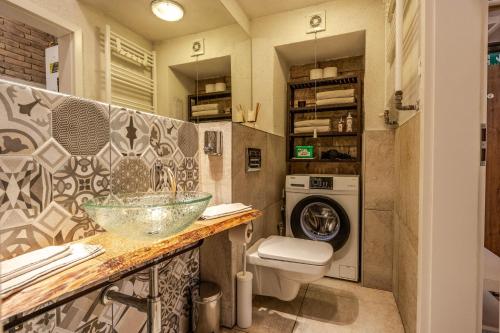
236,271,253,329
228,222,253,245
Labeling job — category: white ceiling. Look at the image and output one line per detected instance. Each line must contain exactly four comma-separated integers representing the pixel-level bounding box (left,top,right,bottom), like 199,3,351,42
79,0,236,41
170,55,231,80
275,30,365,66
235,0,330,19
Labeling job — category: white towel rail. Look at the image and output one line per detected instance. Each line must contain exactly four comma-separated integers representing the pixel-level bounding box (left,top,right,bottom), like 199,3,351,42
104,25,157,113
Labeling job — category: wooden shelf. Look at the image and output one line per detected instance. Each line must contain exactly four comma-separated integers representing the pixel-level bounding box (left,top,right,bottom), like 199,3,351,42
188,90,231,100
289,103,357,113
190,113,232,122
288,74,359,89
288,158,360,163
290,131,358,138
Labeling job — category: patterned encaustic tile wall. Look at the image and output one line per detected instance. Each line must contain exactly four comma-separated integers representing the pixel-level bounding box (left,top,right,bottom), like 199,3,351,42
0,79,200,333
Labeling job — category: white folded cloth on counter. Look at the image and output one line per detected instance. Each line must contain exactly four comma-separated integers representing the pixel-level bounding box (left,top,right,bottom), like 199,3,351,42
201,203,252,220
316,88,355,100
316,97,355,106
1,244,104,298
192,103,221,112
1,245,71,283
192,109,220,117
294,126,330,134
294,119,330,128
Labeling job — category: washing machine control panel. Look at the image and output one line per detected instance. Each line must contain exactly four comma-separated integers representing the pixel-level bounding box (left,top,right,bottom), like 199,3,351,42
309,176,333,190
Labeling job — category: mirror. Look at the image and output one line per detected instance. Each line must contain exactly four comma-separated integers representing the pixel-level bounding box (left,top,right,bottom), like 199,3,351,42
0,0,252,122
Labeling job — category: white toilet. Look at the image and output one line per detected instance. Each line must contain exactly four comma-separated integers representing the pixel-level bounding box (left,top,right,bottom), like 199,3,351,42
246,235,334,301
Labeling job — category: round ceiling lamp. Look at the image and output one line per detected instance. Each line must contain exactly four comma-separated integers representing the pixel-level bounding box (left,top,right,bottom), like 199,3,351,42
151,0,184,22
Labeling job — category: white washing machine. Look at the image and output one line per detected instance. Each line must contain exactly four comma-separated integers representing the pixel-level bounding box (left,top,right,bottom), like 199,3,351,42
285,174,360,281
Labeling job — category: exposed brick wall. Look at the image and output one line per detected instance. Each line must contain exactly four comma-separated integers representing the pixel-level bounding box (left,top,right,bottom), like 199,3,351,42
0,17,57,85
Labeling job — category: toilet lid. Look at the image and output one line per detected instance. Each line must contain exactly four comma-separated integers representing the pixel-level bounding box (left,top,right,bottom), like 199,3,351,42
257,236,333,266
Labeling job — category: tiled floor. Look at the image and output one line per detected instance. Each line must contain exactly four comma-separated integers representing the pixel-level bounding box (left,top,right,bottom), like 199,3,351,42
222,278,404,333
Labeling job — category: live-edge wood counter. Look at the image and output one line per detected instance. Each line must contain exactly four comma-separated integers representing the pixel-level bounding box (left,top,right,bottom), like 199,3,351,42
1,209,261,323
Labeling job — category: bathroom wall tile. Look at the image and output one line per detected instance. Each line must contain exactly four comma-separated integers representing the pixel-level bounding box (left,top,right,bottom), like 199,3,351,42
0,80,55,155
200,232,235,327
176,156,199,191
1,80,199,333
52,156,110,217
52,97,109,155
395,225,418,333
110,106,151,157
362,209,393,291
265,132,286,206
150,115,181,158
33,138,71,174
178,122,199,158
0,156,51,217
111,157,152,194
96,142,122,170
198,122,232,205
231,124,268,210
0,223,53,259
393,114,420,333
363,130,396,211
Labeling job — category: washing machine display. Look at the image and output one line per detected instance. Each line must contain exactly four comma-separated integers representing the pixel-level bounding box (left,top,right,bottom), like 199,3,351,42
285,174,359,281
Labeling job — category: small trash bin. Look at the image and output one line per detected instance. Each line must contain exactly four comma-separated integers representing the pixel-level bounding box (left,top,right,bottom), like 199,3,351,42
192,281,222,333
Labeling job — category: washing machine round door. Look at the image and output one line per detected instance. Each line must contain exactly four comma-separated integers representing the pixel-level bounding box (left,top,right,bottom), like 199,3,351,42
290,195,350,251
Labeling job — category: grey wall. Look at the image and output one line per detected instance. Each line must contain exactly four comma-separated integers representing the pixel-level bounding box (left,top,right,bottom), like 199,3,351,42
198,123,286,327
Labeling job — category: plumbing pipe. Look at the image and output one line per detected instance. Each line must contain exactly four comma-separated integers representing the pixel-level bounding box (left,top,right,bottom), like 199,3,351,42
395,0,403,92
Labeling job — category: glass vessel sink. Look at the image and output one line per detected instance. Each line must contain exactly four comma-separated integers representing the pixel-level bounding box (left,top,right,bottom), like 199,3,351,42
82,192,212,239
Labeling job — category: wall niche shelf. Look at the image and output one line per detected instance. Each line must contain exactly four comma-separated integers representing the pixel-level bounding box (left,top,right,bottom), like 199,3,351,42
286,69,364,175
188,76,232,123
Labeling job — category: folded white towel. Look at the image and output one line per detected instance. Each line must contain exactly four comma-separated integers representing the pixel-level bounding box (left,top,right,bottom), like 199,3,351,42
201,203,252,220
1,244,104,298
316,89,355,100
316,97,355,106
294,126,330,134
294,119,330,128
192,103,221,112
192,109,220,117
1,245,71,283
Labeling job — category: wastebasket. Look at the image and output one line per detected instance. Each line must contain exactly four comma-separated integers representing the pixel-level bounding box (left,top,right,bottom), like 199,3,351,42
192,281,222,333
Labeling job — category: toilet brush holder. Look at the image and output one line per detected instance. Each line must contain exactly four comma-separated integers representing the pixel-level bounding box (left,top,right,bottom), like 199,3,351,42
236,271,253,329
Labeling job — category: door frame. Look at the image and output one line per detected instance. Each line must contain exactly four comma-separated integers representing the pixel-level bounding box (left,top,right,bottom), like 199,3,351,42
418,0,487,332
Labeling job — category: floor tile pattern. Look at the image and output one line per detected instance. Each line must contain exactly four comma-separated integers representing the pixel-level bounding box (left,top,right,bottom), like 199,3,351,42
0,79,201,333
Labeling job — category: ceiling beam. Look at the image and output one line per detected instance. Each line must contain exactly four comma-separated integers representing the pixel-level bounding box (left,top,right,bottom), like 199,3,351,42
218,0,251,36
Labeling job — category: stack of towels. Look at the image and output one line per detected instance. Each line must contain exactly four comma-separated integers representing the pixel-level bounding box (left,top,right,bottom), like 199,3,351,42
316,88,355,106
294,118,331,134
201,203,252,220
0,243,104,297
192,103,222,117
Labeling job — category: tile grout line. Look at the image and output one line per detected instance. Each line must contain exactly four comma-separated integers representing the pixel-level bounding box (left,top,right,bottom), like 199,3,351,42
291,283,310,333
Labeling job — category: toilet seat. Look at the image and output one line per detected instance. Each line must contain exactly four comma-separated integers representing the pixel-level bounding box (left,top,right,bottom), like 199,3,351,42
247,237,333,276
257,235,333,265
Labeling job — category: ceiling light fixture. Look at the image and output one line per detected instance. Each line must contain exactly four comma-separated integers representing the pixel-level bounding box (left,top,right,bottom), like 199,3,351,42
151,0,184,22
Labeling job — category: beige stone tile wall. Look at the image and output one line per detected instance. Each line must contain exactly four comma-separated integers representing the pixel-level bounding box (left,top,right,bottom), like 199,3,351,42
362,130,396,291
392,114,420,333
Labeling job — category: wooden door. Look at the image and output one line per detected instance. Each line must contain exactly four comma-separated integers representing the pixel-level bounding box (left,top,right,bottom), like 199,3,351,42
486,64,500,256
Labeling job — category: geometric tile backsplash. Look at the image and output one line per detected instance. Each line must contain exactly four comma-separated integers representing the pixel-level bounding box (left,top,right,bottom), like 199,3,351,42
0,79,200,332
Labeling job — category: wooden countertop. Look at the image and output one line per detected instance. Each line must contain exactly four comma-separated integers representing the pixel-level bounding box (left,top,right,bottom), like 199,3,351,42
1,210,261,322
